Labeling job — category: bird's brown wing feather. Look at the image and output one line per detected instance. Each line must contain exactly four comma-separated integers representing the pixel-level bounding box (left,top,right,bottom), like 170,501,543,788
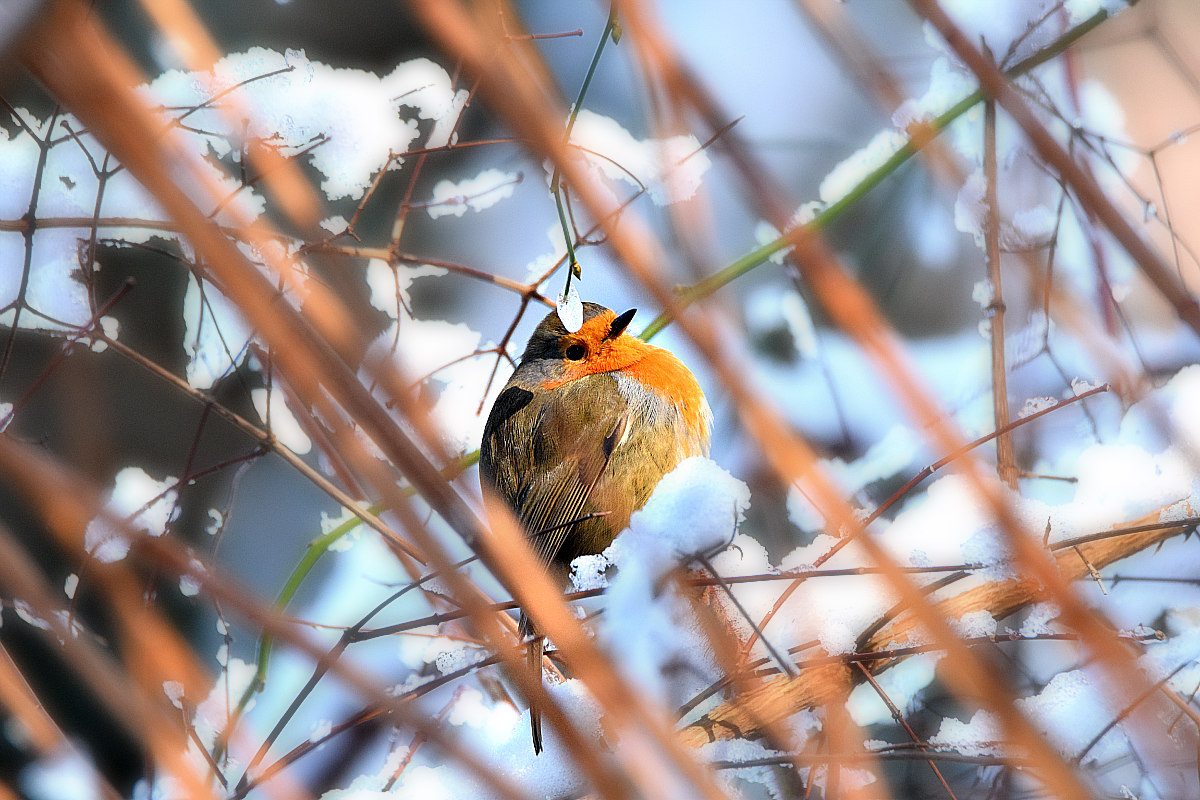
481,375,629,572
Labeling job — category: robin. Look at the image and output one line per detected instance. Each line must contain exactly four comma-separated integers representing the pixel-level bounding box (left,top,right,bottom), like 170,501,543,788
480,301,712,754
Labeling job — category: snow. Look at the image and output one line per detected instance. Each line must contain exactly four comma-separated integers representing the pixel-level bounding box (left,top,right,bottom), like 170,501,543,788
699,737,789,798
1121,364,1200,454
1018,670,1128,762
13,601,51,631
24,230,92,326
608,457,750,577
566,109,713,206
954,168,988,247
781,291,819,360
960,523,1017,581
522,223,570,284
1066,0,1129,23
772,534,897,656
178,558,205,597
251,386,312,454
754,220,791,265
327,679,598,800
182,273,251,390
19,746,100,800
1018,603,1059,637
951,609,998,638
0,121,40,218
84,467,179,563
426,169,519,219
893,57,978,129
556,283,583,333
162,680,185,709
431,642,488,676
365,259,446,319
372,318,481,381
591,458,749,704
929,709,1004,756
309,719,333,743
321,507,362,553
848,654,938,727
1019,395,1057,418
569,553,610,592
363,315,494,454
1011,204,1057,246
145,49,460,200
191,657,258,752
1070,377,1104,395
818,129,907,206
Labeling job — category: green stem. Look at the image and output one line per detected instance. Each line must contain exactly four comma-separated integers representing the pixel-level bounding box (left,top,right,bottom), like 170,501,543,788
563,4,620,160
552,3,620,289
555,188,580,287
639,9,1109,341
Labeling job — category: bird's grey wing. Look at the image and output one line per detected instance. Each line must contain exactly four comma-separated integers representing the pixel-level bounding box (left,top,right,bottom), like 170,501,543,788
479,385,535,495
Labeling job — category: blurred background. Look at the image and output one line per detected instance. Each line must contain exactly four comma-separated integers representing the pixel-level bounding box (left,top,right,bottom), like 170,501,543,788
1,0,1199,797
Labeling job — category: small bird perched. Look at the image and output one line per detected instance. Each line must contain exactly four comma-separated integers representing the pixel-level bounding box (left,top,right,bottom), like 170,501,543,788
479,302,712,754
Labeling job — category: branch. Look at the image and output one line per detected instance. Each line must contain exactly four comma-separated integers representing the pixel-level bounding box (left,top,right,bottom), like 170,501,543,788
681,500,1194,747
909,0,1200,339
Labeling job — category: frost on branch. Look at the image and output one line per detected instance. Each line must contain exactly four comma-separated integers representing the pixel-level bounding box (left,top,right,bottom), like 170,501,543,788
83,467,178,563
565,109,712,206
0,48,468,387
144,48,465,201
426,169,520,219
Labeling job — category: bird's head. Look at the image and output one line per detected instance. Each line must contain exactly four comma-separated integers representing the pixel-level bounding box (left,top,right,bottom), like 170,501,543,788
518,302,644,388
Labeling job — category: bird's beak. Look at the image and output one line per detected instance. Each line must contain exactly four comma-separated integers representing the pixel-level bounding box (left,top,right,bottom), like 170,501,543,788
605,308,637,341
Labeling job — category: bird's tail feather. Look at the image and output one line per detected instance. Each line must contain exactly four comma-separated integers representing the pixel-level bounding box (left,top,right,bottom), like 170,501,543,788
529,633,544,754
520,611,545,755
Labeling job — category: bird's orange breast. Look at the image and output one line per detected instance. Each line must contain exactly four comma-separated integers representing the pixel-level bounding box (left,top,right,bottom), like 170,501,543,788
536,310,709,444
542,339,708,445
618,347,710,442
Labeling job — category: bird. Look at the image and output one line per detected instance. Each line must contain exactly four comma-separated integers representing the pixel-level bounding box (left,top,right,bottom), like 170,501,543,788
479,301,712,754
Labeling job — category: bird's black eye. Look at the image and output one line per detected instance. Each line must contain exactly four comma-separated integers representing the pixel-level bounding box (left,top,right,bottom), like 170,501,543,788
565,343,586,361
